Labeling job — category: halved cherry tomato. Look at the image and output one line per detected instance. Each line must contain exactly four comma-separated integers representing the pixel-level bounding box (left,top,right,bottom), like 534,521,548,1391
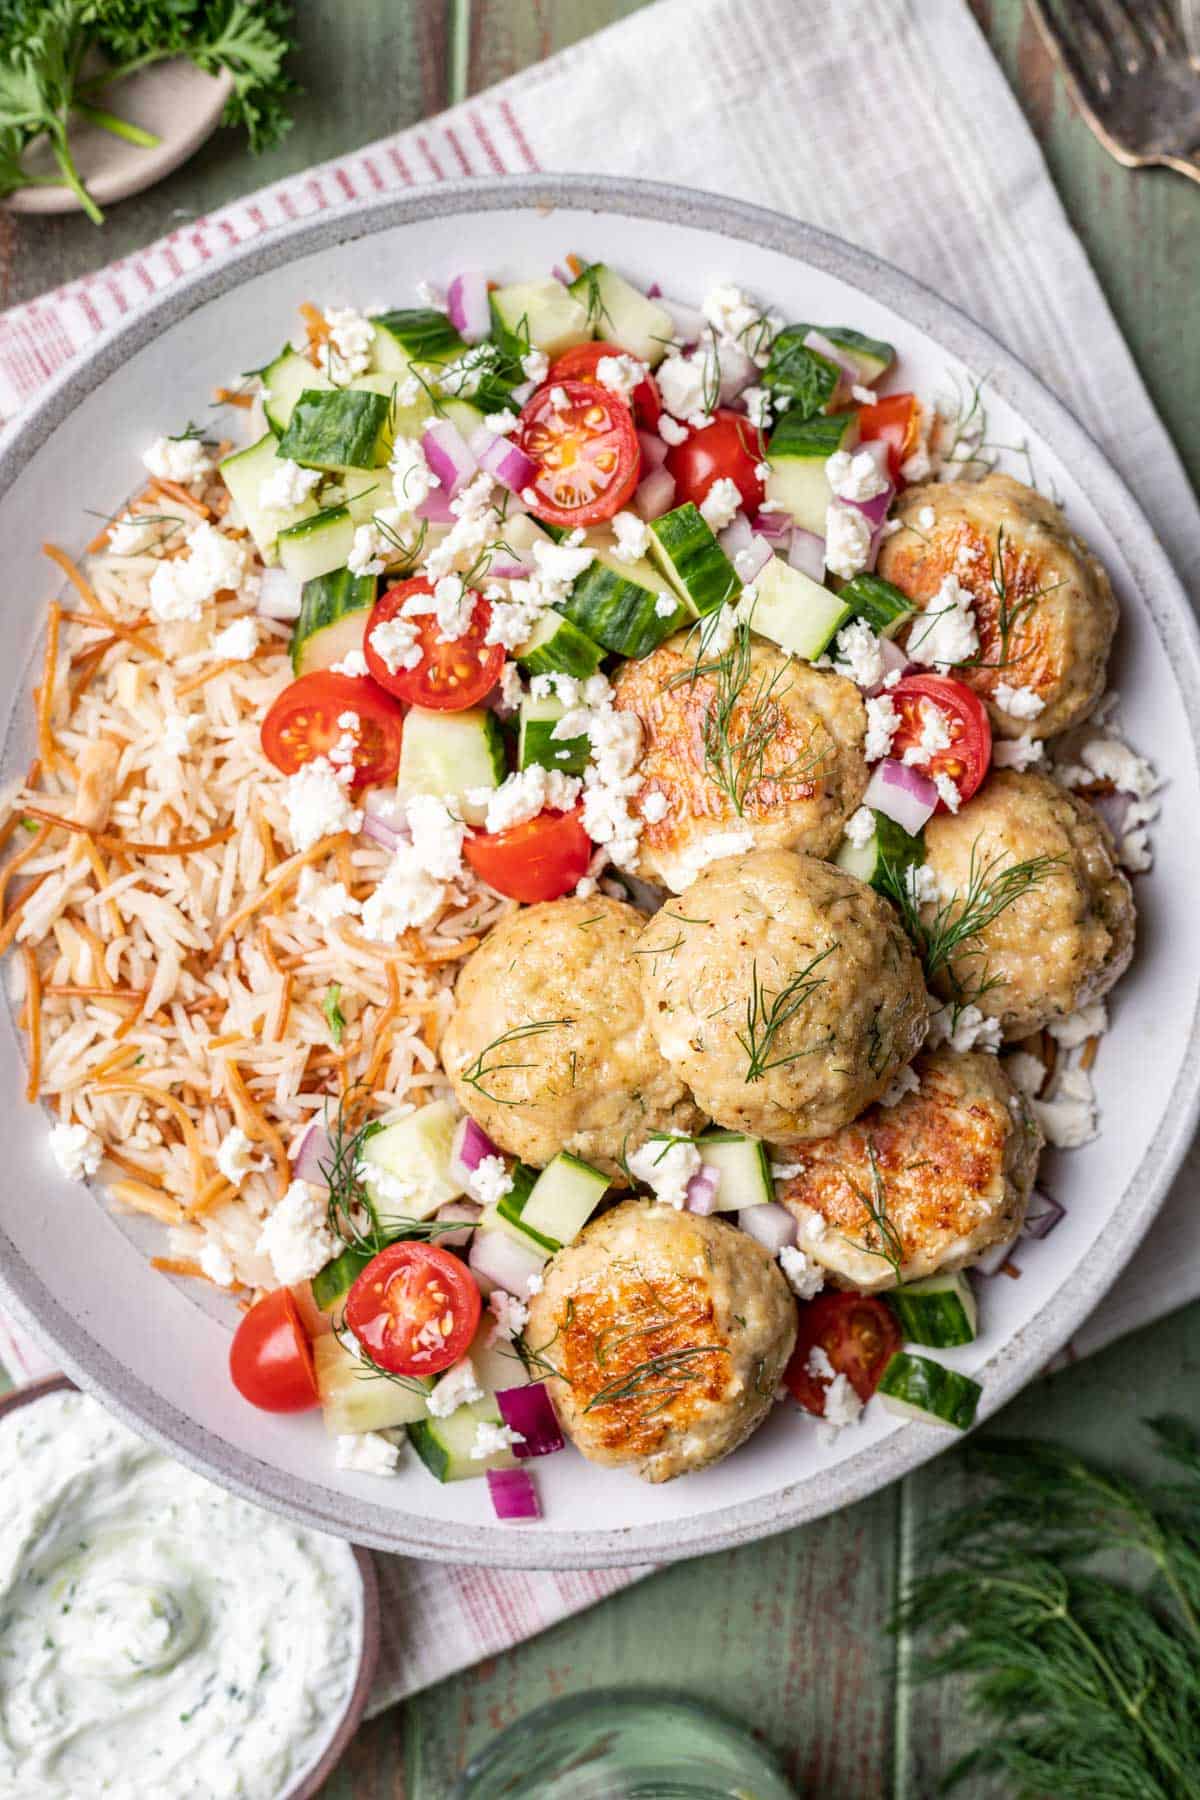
260,672,403,790
230,1288,319,1413
888,674,992,810
663,407,766,515
464,807,592,903
856,392,922,484
784,1291,901,1416
516,378,641,527
548,342,663,431
345,1242,482,1378
364,577,505,712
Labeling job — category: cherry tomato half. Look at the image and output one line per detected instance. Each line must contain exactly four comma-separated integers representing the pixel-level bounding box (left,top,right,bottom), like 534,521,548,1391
663,407,766,515
517,378,641,528
230,1288,320,1413
345,1241,482,1378
548,342,663,431
784,1291,901,1416
260,672,403,791
856,392,922,485
364,577,505,712
464,807,592,904
888,674,992,810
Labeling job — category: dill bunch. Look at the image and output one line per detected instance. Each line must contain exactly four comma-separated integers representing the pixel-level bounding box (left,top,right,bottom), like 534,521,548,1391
896,1420,1200,1797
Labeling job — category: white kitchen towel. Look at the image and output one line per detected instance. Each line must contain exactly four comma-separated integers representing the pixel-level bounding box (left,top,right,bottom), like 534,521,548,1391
2,0,1198,1714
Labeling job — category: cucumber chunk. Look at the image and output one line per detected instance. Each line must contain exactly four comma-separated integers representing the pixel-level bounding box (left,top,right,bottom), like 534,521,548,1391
478,1203,553,1265
835,811,924,894
840,573,915,640
563,550,687,658
277,389,394,472
877,1350,981,1430
310,1245,373,1314
765,411,860,537
518,695,590,776
314,1334,433,1434
290,568,376,675
407,1395,519,1482
261,346,333,434
696,1131,773,1212
797,324,895,385
885,1273,978,1348
396,705,506,825
520,1152,609,1247
515,609,605,679
647,504,741,617
566,263,675,367
489,278,591,358
358,1100,464,1221
276,505,356,583
370,308,465,374
220,433,319,564
747,555,853,661
763,328,842,420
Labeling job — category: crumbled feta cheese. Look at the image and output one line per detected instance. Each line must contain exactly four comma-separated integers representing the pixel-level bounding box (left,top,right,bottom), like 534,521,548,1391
487,1289,529,1344
142,434,213,484
818,1372,865,1443
1004,1051,1046,1097
595,353,647,403
742,385,772,429
926,1001,1002,1053
1078,737,1158,799
994,681,1045,721
148,521,248,623
369,615,423,675
903,863,939,907
470,1420,525,1460
256,1178,338,1285
779,1244,825,1300
107,514,165,556
426,1356,486,1419
880,1064,921,1107
843,805,876,850
330,649,369,679
832,618,884,689
471,766,582,835
258,457,321,512
348,524,387,578
992,734,1044,771
526,1272,544,1295
669,828,756,891
216,1125,268,1188
199,1239,236,1287
656,413,689,447
916,505,936,532
470,1154,513,1209
864,693,900,763
654,592,678,618
824,501,872,579
426,574,472,640
702,283,761,342
211,615,258,661
49,1120,102,1180
657,352,707,421
336,1432,400,1475
283,757,362,853
641,790,670,825
851,384,875,406
520,348,549,385
162,712,197,756
1046,1001,1107,1049
484,537,596,652
359,855,444,942
1031,1066,1097,1148
827,448,889,504
933,772,961,813
906,574,979,670
574,875,597,898
610,510,650,565
699,476,743,533
296,865,361,927
390,436,439,513
627,1135,701,1210
901,702,951,768
324,306,376,381
483,408,519,436
405,794,465,882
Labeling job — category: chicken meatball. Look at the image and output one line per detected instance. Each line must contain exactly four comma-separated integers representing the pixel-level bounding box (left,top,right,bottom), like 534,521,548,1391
525,1199,796,1482
440,896,702,1181
612,630,868,892
640,848,928,1142
921,769,1134,1040
876,472,1117,739
777,1050,1043,1291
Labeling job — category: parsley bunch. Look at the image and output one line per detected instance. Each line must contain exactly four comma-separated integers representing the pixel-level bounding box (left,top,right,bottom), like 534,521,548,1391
0,0,297,223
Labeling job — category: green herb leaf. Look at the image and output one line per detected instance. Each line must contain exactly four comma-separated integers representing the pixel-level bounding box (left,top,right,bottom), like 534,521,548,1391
322,983,345,1046
736,947,835,1083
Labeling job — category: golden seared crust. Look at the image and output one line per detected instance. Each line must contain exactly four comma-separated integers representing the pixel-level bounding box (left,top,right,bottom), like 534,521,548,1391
525,1200,797,1483
922,769,1135,1041
440,897,703,1181
640,848,928,1143
612,632,868,892
876,472,1117,739
776,1050,1043,1291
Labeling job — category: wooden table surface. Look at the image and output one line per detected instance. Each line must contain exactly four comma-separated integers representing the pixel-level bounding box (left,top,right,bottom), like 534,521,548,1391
11,4,1200,1795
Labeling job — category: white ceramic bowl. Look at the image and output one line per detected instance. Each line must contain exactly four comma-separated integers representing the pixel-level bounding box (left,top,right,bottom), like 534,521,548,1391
1,177,1198,1569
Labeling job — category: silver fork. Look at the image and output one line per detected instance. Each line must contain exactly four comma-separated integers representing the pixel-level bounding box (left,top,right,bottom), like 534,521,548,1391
1029,0,1200,184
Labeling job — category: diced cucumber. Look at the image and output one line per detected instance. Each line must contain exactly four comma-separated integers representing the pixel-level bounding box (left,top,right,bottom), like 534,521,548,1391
440,397,488,441
370,308,466,374
835,811,924,894
495,510,553,560
747,555,853,661
518,695,590,776
520,1152,608,1246
478,1204,553,1266
647,504,741,617
290,568,376,675
277,505,356,582
696,1131,773,1212
885,1273,978,1348
310,1245,373,1313
358,1100,464,1221
407,1395,519,1482
467,1318,530,1396
396,705,507,826
489,278,591,358
763,328,842,420
765,411,860,537
277,389,393,472
877,1350,981,1430
563,550,688,659
219,433,319,563
314,1334,433,1434
566,263,675,367
841,573,915,640
261,346,333,434
798,324,894,385
515,609,605,679
334,467,389,525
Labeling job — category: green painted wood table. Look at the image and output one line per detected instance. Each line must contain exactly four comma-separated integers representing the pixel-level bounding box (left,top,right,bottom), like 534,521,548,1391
10,5,1199,1795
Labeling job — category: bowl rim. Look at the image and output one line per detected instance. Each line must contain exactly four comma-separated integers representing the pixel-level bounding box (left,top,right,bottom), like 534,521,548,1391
0,1374,380,1796
1,171,1198,1568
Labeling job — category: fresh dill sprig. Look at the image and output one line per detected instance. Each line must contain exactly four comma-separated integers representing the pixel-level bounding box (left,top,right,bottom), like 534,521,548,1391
841,1140,904,1279
322,983,345,1046
320,1091,384,1252
460,1018,572,1106
577,263,613,334
880,840,1060,996
335,1321,434,1398
737,947,835,1083
582,1344,729,1416
700,330,722,417
895,1419,1200,1797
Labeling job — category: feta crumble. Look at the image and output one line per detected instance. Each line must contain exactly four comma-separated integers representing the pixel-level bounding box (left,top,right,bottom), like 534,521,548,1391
359,856,444,942
880,1064,921,1107
258,458,321,512
864,694,900,763
407,794,466,881
641,790,670,825
49,1120,102,1180
142,434,213,485
994,681,1045,721
1046,1001,1107,1049
331,649,369,679
369,616,423,675
427,1357,486,1419
779,1244,825,1300
284,758,362,853
336,1433,400,1475
926,1001,1002,1053
520,348,549,385
595,353,647,403
1031,1066,1098,1149
699,476,743,533
296,865,361,928
215,1126,267,1189
627,1136,702,1210
657,352,708,421
832,619,884,690
843,805,876,850
199,1240,236,1288
933,772,962,813
906,574,979,670
826,448,889,504
324,306,376,381
610,510,650,565
390,436,439,513
824,501,872,579
470,1420,525,1460
257,1179,338,1285
211,615,258,661
471,766,581,836
470,1154,513,1209
656,413,689,447
488,1289,529,1344
992,735,1044,771
148,521,248,623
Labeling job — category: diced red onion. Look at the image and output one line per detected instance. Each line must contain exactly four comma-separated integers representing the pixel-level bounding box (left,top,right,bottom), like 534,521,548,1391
657,296,705,346
738,1202,798,1253
469,426,538,497
637,429,669,471
751,510,791,544
634,467,676,520
416,486,456,524
684,1165,721,1216
975,1236,1019,1276
487,1467,541,1520
293,1123,334,1188
866,636,911,697
646,281,663,299
421,420,477,499
469,1227,545,1297
450,1115,501,1186
361,811,405,852
496,1382,565,1458
1021,1189,1066,1241
863,759,938,835
735,535,773,582
859,439,891,479
718,510,752,557
552,263,571,287
717,341,757,404
256,566,303,622
433,1198,483,1249
851,486,895,532
788,528,826,583
486,556,532,580
445,270,490,344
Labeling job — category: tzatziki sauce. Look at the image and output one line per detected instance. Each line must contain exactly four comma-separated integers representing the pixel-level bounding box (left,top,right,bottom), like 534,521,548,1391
0,1389,363,1799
